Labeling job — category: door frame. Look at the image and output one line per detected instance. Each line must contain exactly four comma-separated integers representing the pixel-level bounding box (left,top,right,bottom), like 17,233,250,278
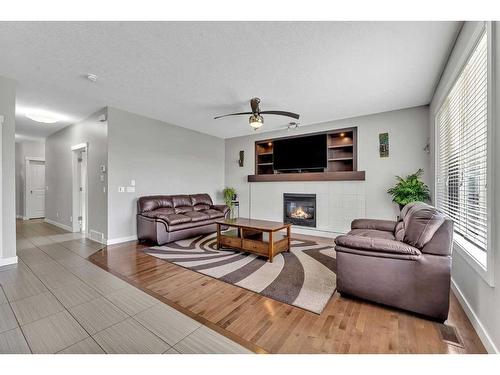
71,143,89,234
24,156,45,219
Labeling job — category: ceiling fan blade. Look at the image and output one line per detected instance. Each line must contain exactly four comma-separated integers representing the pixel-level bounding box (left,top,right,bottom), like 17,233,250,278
214,112,253,120
259,110,300,120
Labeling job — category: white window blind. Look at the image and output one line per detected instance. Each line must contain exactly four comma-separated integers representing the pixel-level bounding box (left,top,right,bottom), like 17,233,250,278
436,30,488,253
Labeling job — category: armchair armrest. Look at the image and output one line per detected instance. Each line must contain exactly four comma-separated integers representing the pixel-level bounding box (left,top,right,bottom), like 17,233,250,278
335,235,421,256
211,204,230,216
351,219,398,232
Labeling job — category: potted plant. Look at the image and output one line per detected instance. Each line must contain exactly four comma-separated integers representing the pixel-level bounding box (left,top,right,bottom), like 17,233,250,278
223,187,237,218
387,168,431,211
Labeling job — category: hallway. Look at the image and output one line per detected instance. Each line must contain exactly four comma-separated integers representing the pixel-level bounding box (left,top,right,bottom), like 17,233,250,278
0,219,250,353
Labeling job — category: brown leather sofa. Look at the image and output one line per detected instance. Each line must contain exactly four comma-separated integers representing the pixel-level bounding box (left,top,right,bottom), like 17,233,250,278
334,202,453,322
137,193,229,245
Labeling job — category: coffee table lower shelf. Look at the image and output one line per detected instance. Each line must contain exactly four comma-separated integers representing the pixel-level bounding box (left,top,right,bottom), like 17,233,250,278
216,221,291,263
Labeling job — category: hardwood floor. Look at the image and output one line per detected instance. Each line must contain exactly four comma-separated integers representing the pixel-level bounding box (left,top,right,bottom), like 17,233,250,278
88,235,487,354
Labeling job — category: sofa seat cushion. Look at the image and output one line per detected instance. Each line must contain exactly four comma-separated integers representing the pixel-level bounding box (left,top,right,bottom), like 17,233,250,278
348,229,396,241
203,209,225,219
183,211,210,222
142,208,175,218
158,213,192,225
175,206,194,214
335,235,421,258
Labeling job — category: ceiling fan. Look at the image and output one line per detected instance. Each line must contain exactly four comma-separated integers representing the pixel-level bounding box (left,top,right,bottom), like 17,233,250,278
214,97,300,130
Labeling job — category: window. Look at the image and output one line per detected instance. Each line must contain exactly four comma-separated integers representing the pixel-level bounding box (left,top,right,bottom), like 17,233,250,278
435,30,488,265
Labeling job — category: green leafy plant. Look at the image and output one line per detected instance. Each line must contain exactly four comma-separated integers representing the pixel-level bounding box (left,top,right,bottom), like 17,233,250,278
223,187,237,208
387,168,430,209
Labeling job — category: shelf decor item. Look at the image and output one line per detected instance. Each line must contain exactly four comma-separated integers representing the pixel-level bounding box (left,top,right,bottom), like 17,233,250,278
379,132,389,158
387,168,431,210
223,187,238,218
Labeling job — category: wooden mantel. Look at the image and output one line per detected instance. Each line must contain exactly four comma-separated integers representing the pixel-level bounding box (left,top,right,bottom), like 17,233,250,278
247,171,365,182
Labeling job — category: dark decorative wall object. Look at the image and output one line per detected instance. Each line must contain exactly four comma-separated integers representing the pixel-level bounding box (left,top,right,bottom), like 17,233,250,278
379,132,389,158
238,150,244,167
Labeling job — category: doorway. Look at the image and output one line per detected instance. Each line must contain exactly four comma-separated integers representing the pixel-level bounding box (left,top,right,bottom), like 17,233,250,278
71,143,88,234
25,157,46,219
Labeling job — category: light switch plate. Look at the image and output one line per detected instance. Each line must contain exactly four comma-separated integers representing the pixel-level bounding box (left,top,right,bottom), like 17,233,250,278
118,186,125,193
130,179,136,186
126,186,136,193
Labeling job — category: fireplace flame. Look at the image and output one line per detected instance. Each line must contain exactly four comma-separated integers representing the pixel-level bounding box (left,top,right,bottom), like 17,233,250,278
290,206,312,219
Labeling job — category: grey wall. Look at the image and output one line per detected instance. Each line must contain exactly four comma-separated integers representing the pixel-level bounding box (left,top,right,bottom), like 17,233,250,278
0,75,16,264
430,21,500,353
106,107,225,242
45,109,108,239
15,140,45,218
225,106,430,226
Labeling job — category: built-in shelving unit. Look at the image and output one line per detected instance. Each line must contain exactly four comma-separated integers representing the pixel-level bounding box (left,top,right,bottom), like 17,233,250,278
250,126,363,182
327,128,356,172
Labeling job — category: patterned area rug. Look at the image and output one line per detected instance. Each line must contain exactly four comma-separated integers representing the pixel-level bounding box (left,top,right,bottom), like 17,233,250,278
143,233,337,314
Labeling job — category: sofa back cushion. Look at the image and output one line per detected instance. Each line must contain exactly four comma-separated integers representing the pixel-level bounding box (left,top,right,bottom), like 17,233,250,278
137,193,215,215
171,195,192,208
394,221,405,242
137,195,173,213
421,219,453,256
403,203,445,249
190,194,213,212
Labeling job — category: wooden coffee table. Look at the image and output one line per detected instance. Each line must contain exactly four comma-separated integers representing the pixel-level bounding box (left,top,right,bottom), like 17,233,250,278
215,218,291,262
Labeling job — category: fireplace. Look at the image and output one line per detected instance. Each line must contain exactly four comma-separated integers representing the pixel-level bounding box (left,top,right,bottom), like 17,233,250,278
283,193,316,227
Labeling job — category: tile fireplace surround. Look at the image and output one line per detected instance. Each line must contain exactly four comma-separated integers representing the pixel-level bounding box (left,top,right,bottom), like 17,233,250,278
248,181,366,237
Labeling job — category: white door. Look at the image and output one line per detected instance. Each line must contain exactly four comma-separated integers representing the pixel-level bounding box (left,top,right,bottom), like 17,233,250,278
26,160,45,219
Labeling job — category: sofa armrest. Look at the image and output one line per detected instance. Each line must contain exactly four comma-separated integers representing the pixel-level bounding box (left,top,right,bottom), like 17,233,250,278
335,235,421,256
351,219,398,232
211,204,230,216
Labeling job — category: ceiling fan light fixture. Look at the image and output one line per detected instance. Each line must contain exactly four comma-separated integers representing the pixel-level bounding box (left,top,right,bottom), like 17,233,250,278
249,114,264,130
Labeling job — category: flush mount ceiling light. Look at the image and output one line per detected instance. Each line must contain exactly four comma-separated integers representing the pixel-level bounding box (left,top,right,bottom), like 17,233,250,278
26,112,60,124
20,107,70,124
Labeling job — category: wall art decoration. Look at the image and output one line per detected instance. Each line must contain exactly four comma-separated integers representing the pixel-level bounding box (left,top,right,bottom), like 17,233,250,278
379,132,389,158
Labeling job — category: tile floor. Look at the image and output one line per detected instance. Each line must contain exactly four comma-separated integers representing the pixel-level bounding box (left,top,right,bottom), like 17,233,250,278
0,220,252,354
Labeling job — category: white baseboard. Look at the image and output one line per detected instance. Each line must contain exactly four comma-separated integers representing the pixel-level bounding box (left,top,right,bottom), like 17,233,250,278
0,256,18,268
451,278,499,353
107,235,138,245
86,230,107,245
44,218,73,232
292,226,344,239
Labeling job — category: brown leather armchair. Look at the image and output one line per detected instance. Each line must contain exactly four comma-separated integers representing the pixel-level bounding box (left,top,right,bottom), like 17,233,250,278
334,202,453,322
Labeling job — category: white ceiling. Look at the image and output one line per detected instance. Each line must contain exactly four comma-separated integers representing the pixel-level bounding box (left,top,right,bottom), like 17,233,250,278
0,21,461,139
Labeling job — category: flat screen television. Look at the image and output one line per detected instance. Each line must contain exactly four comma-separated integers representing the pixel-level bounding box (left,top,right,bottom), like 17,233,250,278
273,134,327,171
